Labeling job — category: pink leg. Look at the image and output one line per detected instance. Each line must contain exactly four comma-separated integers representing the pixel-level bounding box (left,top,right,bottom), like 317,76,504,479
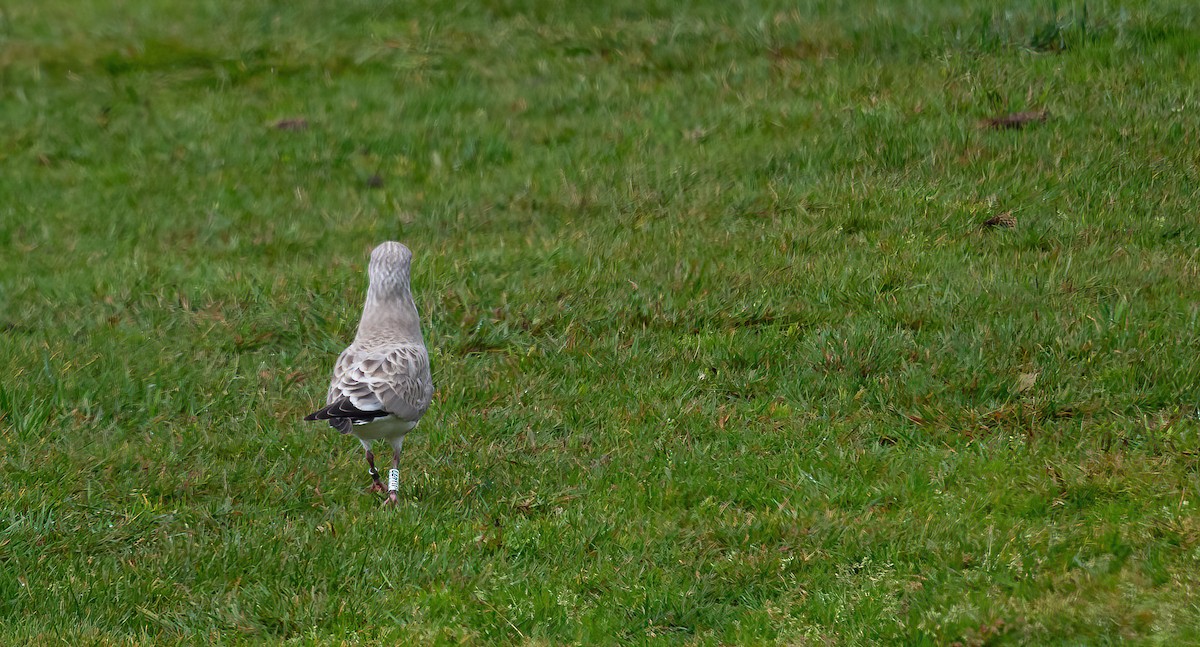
365,448,384,492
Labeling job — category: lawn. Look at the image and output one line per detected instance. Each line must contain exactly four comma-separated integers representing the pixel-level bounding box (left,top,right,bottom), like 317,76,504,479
2,0,1200,644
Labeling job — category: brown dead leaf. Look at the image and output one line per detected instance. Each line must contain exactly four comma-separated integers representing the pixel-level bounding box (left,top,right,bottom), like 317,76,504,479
982,212,1017,229
982,110,1048,130
1015,371,1039,394
683,126,710,142
273,118,309,131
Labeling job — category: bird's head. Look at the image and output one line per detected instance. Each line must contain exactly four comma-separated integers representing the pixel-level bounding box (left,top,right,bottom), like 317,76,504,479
368,241,413,292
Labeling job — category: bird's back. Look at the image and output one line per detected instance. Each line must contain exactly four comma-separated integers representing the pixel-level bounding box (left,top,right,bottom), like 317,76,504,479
327,340,432,423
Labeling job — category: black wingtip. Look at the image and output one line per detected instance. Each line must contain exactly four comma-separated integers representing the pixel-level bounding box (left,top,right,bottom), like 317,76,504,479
307,398,388,423
303,406,352,434
305,400,386,436
305,402,341,421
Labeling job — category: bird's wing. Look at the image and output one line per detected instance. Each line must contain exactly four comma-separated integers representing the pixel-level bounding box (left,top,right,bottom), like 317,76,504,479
311,344,432,425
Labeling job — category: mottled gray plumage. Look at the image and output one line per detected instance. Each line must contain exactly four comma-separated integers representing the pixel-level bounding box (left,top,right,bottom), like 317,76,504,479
305,241,433,504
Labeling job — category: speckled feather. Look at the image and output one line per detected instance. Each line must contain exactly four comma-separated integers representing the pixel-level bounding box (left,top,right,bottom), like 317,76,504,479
324,342,432,427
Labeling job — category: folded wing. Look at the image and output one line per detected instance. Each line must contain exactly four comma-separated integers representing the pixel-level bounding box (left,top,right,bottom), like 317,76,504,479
304,344,433,433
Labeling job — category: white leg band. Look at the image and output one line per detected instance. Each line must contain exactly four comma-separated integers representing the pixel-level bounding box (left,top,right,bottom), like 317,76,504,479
388,469,400,493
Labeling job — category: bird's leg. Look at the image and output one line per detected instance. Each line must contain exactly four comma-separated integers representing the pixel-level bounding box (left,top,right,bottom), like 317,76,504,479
364,444,384,493
384,437,404,506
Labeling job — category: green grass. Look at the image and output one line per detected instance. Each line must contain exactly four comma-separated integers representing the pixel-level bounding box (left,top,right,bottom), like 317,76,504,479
3,0,1200,643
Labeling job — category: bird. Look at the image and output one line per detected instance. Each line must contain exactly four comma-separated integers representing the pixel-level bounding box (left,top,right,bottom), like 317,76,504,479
304,241,434,505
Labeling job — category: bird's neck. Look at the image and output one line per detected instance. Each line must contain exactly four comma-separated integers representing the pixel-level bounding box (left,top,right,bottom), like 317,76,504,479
355,286,423,344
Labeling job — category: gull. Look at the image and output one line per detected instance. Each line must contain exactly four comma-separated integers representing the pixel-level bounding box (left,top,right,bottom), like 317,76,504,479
305,241,434,505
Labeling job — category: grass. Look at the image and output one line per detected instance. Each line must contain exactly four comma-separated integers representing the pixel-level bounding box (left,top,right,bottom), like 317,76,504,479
2,0,1200,643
